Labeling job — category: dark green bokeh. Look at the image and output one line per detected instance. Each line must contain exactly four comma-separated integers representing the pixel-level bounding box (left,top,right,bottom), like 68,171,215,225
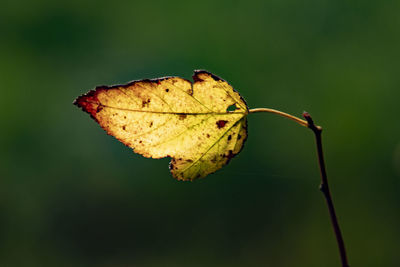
1,0,399,266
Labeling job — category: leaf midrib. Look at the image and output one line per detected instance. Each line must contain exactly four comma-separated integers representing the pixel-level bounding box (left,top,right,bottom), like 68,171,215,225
87,101,248,115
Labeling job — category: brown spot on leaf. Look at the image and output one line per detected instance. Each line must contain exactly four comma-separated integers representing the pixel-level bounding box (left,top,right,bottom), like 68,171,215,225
216,120,228,128
224,150,234,160
165,88,169,92
142,99,151,107
238,134,242,140
228,135,232,141
122,125,126,130
178,114,187,120
149,121,153,127
193,75,204,82
206,134,210,138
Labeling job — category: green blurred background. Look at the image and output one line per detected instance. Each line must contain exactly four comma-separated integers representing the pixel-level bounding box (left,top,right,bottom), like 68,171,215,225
1,0,399,266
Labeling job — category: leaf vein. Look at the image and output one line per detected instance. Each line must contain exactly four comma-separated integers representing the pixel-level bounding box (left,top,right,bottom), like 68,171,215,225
179,117,244,175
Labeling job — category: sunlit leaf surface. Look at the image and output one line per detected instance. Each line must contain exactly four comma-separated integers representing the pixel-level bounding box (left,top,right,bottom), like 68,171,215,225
74,70,248,180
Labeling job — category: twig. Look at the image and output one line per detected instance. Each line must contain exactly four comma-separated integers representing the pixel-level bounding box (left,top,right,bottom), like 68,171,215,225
249,108,349,266
303,112,350,267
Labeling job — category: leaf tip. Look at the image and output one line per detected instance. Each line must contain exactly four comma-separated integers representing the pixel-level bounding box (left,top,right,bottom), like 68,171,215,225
73,89,105,122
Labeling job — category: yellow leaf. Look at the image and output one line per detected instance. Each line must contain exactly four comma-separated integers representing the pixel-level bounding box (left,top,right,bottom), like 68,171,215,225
74,70,248,180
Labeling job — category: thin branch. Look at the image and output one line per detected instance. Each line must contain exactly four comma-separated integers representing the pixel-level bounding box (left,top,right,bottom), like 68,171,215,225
303,112,350,267
248,108,349,266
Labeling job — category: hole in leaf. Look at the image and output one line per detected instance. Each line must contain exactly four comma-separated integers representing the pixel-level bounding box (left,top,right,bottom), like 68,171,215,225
227,104,237,112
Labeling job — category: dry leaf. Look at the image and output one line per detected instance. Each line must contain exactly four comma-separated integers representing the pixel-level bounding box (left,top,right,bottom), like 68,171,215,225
74,70,248,180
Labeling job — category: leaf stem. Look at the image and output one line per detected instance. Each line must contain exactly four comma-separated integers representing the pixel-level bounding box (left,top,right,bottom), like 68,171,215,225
249,108,308,127
302,112,349,267
249,107,349,266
